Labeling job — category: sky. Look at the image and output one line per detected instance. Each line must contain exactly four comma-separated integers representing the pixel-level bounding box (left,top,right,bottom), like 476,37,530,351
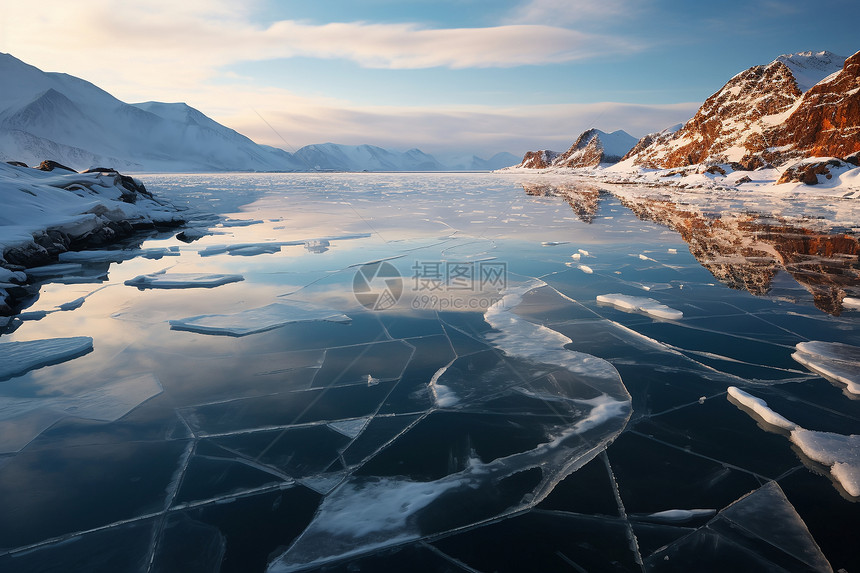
1,0,858,157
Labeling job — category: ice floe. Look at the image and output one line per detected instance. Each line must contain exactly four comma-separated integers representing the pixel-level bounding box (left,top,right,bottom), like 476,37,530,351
169,301,350,336
728,386,860,497
25,263,84,277
125,272,244,289
792,341,860,396
634,508,716,523
0,336,93,380
596,293,683,320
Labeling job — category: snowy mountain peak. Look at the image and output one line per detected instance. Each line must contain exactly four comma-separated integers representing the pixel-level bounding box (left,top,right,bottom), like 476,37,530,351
775,50,846,92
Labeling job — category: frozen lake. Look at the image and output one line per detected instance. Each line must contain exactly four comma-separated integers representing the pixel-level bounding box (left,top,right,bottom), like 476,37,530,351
1,172,859,572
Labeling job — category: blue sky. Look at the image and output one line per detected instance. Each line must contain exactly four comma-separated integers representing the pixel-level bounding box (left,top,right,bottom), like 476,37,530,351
1,0,858,156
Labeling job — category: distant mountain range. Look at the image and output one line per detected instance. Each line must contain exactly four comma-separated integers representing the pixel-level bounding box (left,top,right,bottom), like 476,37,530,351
514,49,860,174
0,53,516,172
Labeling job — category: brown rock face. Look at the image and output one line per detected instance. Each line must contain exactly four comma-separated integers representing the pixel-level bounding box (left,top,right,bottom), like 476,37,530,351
773,51,860,159
553,129,607,168
776,159,844,185
633,61,802,169
629,50,860,172
515,129,635,169
518,150,559,169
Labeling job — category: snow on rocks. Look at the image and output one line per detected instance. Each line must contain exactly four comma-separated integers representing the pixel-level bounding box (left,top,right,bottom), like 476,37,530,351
0,162,183,314
169,301,351,336
596,293,683,320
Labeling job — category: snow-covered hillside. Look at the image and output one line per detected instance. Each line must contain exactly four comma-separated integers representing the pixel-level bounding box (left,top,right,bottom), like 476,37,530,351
292,143,444,171
0,162,183,313
0,53,306,172
0,53,517,173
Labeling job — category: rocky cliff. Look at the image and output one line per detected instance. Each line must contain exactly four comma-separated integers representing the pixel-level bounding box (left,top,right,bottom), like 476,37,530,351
514,129,637,169
628,50,859,170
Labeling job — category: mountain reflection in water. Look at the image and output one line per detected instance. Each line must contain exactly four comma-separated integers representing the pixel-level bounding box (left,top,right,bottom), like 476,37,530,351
523,182,860,315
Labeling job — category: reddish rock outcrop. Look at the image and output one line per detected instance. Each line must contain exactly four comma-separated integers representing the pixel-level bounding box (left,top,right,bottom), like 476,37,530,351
515,129,636,169
773,51,860,159
627,50,859,174
633,61,802,169
519,150,559,169
553,129,610,168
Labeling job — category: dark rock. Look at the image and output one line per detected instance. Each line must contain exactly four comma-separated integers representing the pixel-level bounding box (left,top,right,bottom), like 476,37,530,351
705,165,726,175
777,159,844,185
81,167,119,174
37,160,77,173
845,152,860,166
736,175,752,184
6,161,28,168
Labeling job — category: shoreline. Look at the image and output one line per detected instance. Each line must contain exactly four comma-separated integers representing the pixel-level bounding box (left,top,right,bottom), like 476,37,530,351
0,162,185,317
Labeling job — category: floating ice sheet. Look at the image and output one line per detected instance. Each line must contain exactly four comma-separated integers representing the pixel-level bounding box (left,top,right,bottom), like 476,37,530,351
170,301,351,337
728,386,860,497
25,263,84,277
792,341,860,396
596,293,683,320
125,272,244,289
0,336,93,380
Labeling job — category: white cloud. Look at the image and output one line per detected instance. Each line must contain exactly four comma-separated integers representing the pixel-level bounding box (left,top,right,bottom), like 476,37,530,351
208,86,699,156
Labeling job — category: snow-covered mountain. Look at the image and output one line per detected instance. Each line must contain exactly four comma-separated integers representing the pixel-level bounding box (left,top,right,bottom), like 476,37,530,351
0,53,306,172
292,143,445,171
436,151,521,171
627,50,857,169
513,129,637,169
0,53,515,173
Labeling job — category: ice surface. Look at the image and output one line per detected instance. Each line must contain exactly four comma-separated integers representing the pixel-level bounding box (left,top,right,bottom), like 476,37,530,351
61,373,163,421
596,293,683,320
485,281,625,382
0,372,162,453
792,341,860,395
0,336,93,380
647,481,832,571
327,417,371,439
267,281,632,570
169,301,351,337
124,272,244,289
728,387,860,497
